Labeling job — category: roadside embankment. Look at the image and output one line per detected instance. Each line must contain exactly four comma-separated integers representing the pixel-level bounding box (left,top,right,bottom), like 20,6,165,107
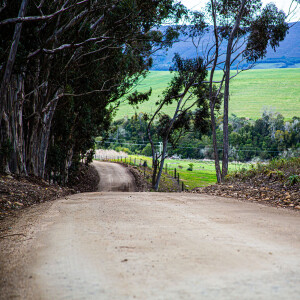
0,163,99,220
193,158,300,210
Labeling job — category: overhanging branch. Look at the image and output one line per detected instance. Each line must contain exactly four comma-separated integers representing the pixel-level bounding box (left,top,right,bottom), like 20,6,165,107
0,0,89,26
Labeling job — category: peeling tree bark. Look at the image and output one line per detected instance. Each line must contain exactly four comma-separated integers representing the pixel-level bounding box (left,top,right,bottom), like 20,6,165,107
0,0,28,113
0,0,28,142
9,75,27,175
0,0,28,173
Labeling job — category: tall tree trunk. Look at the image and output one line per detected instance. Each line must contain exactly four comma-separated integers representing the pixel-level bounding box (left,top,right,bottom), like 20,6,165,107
39,97,59,178
0,75,27,175
0,0,28,121
9,74,27,175
209,0,222,183
0,0,28,173
25,91,60,178
222,0,246,180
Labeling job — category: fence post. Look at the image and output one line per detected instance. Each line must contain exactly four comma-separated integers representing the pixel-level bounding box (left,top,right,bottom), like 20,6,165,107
177,174,180,184
174,168,176,179
165,163,167,174
182,181,184,192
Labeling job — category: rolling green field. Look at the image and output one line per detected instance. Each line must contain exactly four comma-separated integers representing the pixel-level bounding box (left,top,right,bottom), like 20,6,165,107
127,155,250,189
115,68,300,120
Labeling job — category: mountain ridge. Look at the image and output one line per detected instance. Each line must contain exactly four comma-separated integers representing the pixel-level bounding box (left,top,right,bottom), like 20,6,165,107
151,22,300,70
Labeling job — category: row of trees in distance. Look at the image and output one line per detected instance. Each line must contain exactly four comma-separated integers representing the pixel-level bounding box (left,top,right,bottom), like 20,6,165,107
102,110,300,162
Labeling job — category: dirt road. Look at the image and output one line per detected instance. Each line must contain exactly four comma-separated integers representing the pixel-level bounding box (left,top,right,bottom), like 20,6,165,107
93,161,136,192
1,163,300,299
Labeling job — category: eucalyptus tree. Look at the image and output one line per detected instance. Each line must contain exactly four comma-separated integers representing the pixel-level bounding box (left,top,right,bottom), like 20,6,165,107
145,54,211,191
0,0,185,179
200,0,290,182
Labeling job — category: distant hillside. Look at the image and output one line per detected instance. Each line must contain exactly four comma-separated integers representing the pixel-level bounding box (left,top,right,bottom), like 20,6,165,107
115,69,300,120
151,22,300,70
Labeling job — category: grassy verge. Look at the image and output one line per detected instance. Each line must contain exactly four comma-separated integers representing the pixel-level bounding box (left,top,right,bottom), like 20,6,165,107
126,155,250,190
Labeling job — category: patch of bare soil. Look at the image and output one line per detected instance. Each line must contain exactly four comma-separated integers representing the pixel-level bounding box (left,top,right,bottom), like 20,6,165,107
67,163,100,193
0,175,72,221
0,164,100,221
193,176,300,210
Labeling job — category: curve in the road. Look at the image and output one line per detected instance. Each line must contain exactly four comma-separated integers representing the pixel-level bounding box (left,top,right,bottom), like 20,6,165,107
92,161,136,192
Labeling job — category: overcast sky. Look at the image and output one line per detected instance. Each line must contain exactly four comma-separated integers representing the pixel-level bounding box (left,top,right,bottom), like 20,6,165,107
179,0,300,22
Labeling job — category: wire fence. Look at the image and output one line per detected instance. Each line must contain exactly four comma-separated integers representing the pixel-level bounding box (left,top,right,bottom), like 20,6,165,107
96,155,188,192
94,145,300,191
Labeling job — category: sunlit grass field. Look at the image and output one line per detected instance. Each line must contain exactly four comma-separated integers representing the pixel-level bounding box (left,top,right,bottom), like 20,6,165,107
115,68,300,120
127,155,250,189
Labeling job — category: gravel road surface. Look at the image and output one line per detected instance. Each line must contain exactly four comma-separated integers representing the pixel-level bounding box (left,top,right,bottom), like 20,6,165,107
1,163,300,300
93,161,136,192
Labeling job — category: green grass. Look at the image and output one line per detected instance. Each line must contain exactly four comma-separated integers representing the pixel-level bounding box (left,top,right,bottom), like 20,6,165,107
115,68,300,120
127,155,250,189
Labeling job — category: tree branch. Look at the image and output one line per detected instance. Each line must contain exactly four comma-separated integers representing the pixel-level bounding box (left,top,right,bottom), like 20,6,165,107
27,36,111,58
0,0,89,26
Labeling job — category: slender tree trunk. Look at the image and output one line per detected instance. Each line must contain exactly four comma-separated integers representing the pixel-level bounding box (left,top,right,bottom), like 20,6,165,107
147,118,159,188
210,103,222,183
154,139,168,191
38,97,59,178
25,91,60,178
63,147,74,184
209,0,222,183
222,0,246,180
153,96,183,190
152,158,158,188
